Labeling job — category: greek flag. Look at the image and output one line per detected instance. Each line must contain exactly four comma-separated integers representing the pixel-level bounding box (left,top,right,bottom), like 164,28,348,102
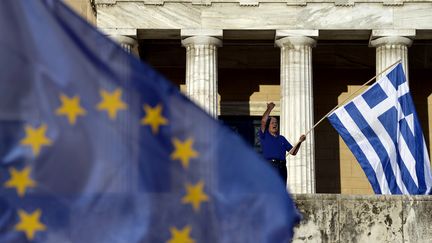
328,63,432,195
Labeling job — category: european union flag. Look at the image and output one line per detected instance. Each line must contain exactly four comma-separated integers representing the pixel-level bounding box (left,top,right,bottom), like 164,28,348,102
0,0,300,242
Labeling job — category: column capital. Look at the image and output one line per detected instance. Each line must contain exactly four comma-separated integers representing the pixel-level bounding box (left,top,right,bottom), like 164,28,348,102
370,30,412,82
181,29,223,38
369,36,413,48
275,36,316,48
369,29,415,47
109,35,138,47
181,35,222,47
370,29,416,39
275,29,319,39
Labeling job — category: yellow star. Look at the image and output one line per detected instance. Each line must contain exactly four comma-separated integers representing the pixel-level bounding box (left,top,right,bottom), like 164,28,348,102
140,104,168,134
96,88,128,120
20,124,52,156
170,138,198,169
55,94,86,125
182,181,209,212
4,166,36,197
167,225,195,243
15,209,46,240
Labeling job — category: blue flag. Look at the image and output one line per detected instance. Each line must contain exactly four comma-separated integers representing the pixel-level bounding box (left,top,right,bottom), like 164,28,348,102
0,0,300,242
328,63,432,195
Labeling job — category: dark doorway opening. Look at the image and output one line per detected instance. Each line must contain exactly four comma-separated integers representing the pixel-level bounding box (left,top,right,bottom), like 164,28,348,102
219,116,267,154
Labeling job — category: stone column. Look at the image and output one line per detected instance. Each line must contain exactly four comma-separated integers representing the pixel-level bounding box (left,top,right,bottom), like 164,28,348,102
370,30,415,80
110,35,138,54
275,30,317,193
181,30,222,117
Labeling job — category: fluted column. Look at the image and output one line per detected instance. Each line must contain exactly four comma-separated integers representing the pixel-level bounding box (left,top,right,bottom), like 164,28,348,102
181,36,222,117
276,35,316,193
110,35,138,54
370,30,414,80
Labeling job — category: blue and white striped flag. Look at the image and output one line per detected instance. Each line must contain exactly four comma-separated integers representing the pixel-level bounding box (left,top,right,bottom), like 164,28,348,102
328,63,432,194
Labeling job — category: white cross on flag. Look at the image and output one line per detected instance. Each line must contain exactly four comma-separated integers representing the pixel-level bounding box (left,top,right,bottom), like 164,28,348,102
328,63,432,194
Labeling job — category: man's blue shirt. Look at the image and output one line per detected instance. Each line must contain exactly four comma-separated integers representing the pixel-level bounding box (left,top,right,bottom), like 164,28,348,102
258,129,293,160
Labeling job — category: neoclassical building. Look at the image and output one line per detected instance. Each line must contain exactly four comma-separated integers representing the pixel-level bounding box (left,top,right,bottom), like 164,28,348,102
67,0,432,194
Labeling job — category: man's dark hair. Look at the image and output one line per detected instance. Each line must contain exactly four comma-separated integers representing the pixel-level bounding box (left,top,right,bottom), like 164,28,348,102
265,116,279,133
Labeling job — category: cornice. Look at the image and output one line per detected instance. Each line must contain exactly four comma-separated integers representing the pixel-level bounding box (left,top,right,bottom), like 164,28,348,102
96,0,431,6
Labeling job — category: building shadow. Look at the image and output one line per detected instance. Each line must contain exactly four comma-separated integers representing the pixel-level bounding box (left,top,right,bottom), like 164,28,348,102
138,39,186,89
409,41,432,149
218,40,279,151
313,41,375,193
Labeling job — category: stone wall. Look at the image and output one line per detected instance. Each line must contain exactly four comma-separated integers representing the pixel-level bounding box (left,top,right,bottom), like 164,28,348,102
292,194,432,242
64,0,96,24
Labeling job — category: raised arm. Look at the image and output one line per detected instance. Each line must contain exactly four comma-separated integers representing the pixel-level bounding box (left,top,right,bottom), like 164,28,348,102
289,134,306,155
261,102,275,133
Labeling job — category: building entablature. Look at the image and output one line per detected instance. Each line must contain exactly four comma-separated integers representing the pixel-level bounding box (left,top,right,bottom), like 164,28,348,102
96,0,432,6
96,0,432,40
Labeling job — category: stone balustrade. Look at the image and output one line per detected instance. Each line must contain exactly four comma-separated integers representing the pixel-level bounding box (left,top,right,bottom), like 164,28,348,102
292,194,432,242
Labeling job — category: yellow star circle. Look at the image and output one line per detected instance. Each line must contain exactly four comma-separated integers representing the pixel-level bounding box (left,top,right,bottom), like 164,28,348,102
15,209,46,240
20,124,52,156
4,166,36,197
170,138,198,169
167,226,195,243
182,181,209,212
141,103,168,134
96,88,128,120
56,94,86,125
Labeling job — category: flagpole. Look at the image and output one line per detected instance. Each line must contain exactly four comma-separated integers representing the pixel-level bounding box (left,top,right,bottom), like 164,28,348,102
287,59,402,156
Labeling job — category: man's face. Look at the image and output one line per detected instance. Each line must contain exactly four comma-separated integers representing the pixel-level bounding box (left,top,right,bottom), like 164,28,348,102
269,117,278,134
